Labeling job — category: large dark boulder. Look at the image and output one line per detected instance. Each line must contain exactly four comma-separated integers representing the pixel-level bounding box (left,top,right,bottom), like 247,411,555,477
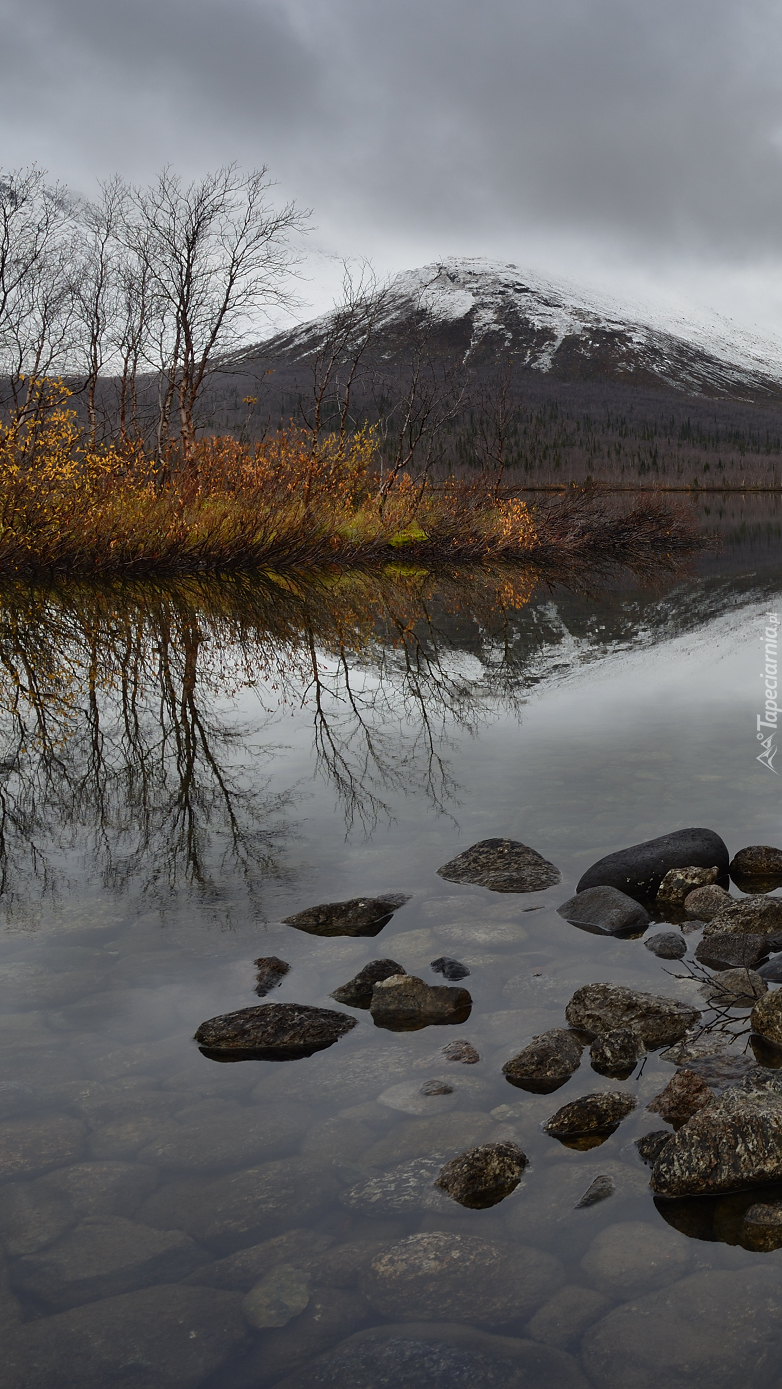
577,828,729,902
194,1004,357,1060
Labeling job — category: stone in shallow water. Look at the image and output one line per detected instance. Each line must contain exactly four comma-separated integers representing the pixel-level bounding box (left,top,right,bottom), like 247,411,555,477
369,975,471,1031
730,844,782,879
703,895,782,938
137,1097,310,1171
741,1200,782,1251
253,956,290,997
656,865,719,904
647,1070,715,1126
377,1079,458,1115
238,1285,371,1384
700,967,767,1008
635,1131,673,1166
575,1175,614,1209
758,952,782,981
0,1284,247,1389
0,1082,37,1120
581,1268,782,1389
420,1079,454,1096
0,1115,86,1181
362,1233,564,1325
242,1263,310,1328
441,1039,480,1064
436,838,561,893
502,1029,583,1094
0,1182,75,1257
282,894,410,938
429,956,470,981
672,1052,755,1091
581,1220,691,1298
751,990,782,1047
194,1002,358,1059
543,1092,636,1142
565,983,699,1047
340,1156,452,1216
526,1286,611,1351
331,959,406,1007
11,1214,204,1310
644,931,686,960
651,1068,782,1196
435,1142,528,1209
695,933,769,971
183,1228,335,1291
684,883,733,920
273,1324,589,1389
557,886,649,935
577,828,729,902
589,1027,645,1077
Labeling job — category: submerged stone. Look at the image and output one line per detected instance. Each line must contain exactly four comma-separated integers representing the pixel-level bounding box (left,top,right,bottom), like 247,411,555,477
758,953,782,981
644,932,686,960
194,1003,357,1059
502,1029,583,1093
695,933,769,971
575,1176,615,1209
557,886,649,935
253,957,290,997
430,956,470,981
242,1263,310,1328
436,838,561,892
543,1092,636,1141
331,960,406,1008
435,1141,528,1209
340,1156,451,1217
282,894,410,937
565,983,699,1047
577,828,729,902
369,975,471,1031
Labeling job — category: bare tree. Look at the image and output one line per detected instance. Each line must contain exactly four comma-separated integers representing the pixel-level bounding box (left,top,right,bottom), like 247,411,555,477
73,176,127,447
124,165,308,460
301,261,393,447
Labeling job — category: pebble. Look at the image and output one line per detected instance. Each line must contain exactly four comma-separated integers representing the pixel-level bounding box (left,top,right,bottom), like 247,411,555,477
703,895,782,938
656,865,720,904
253,956,290,997
589,1027,645,1077
730,845,782,879
441,1040,480,1064
684,883,733,920
377,1079,458,1115
565,982,700,1047
635,1131,672,1166
700,967,767,1008
695,934,769,971
575,1176,615,1209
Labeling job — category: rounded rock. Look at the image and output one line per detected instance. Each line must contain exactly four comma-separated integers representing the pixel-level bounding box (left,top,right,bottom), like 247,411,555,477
194,1003,357,1059
502,1029,583,1094
435,1142,528,1209
577,829,729,902
437,839,561,893
543,1091,636,1140
557,886,649,935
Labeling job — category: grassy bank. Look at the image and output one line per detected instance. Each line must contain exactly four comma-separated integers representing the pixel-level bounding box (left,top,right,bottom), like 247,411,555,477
0,407,709,578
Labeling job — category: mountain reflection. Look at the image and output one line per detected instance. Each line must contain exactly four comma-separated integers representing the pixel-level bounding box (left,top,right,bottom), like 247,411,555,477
0,556,758,926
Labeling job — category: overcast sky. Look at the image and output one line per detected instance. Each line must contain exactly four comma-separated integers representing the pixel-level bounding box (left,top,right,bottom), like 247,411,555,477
3,0,782,336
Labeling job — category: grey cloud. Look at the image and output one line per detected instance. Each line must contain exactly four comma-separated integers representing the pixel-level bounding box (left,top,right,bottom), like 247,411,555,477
1,0,782,274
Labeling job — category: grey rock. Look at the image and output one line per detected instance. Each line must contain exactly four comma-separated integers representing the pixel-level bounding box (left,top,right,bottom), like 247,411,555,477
331,959,406,1007
420,1079,454,1096
436,1141,528,1208
0,1114,86,1181
577,828,729,902
89,1114,169,1162
651,1068,782,1196
751,990,782,1046
377,1079,458,1115
0,1082,37,1120
700,967,767,1007
703,895,782,938
273,1324,589,1389
582,1268,782,1389
575,1176,615,1208
580,1221,691,1298
684,883,733,920
34,1162,158,1219
558,886,650,935
543,1092,636,1141
361,1112,502,1168
695,933,769,970
282,895,410,938
589,1028,645,1077
673,1053,755,1091
369,975,471,1031
441,1040,480,1064
646,1070,715,1126
565,983,699,1047
437,838,561,893
758,952,782,981
644,932,686,960
238,1286,370,1384
194,1003,358,1059
362,1233,564,1325
253,956,290,997
0,1284,247,1389
502,1029,583,1094
635,1131,672,1166
741,1200,782,1252
340,1156,452,1216
430,956,470,981
656,865,719,904
526,1285,611,1350
0,1182,75,1257
183,1228,335,1291
730,844,782,879
136,1158,340,1248
12,1215,204,1310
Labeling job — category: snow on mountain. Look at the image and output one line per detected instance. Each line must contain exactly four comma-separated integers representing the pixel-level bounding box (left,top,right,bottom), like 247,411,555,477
254,257,782,401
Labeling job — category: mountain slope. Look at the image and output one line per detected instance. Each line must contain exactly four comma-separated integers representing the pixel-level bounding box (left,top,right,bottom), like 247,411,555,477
247,257,782,402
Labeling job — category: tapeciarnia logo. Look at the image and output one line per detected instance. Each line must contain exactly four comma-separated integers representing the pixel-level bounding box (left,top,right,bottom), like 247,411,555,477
757,611,781,773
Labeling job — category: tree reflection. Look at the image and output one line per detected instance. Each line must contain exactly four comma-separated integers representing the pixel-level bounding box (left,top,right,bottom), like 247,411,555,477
0,556,707,925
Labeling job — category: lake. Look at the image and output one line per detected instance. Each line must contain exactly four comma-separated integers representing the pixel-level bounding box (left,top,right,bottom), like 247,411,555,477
1,505,782,1389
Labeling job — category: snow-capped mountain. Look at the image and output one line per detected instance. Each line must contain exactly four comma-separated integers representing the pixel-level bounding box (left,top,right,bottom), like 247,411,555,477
249,257,782,401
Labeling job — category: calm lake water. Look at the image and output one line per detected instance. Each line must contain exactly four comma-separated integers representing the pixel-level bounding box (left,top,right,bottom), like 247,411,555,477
1,506,782,1389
